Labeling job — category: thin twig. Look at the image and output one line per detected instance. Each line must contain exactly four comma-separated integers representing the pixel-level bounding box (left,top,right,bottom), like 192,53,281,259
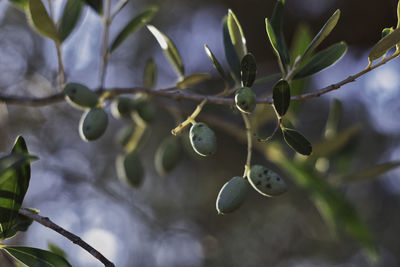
241,113,252,178
98,0,112,91
18,208,115,267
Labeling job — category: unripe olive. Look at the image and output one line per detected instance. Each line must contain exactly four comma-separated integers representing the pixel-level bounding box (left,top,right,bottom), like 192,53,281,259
248,165,287,197
154,136,182,176
235,87,256,113
216,176,250,214
115,124,135,147
115,151,145,188
79,107,108,141
135,98,156,123
189,122,217,157
111,97,135,119
64,83,98,109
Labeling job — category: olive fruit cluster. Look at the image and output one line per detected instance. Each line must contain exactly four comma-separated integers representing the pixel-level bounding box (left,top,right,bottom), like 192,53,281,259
216,165,287,214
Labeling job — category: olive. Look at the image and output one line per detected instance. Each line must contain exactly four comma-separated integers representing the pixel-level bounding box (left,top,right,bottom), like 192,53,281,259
79,107,108,141
235,87,256,113
154,136,182,176
64,83,98,110
115,151,145,188
248,165,287,197
135,98,156,123
189,122,217,156
111,97,135,119
216,176,250,214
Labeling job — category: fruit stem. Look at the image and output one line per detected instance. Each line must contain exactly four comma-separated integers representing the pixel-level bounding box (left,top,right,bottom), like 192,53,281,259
241,113,252,178
171,99,206,135
125,113,147,153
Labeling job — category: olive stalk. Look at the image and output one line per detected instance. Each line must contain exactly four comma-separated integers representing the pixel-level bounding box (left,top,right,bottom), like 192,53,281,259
98,0,112,91
241,113,252,178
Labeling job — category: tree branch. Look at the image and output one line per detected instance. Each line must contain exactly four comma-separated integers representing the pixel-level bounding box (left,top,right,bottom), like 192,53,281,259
18,208,115,267
0,52,398,107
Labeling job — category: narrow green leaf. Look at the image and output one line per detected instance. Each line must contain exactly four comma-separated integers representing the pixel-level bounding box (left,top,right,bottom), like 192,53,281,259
270,0,290,70
177,74,211,89
324,98,343,139
302,9,341,61
83,0,103,14
48,242,68,259
3,246,72,267
397,0,400,28
143,58,157,88
272,79,291,116
294,42,347,80
369,27,400,62
223,16,241,81
9,0,28,9
147,25,185,78
204,44,228,80
58,0,84,42
240,53,257,87
4,208,38,239
27,0,59,41
227,10,247,62
254,73,281,85
290,23,313,67
110,7,158,52
11,136,31,199
282,128,312,155
265,18,284,71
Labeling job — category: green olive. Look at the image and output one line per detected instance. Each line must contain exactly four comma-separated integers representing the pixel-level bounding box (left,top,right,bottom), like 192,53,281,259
235,87,256,113
155,136,182,176
135,98,156,123
111,97,135,119
248,165,287,197
79,107,108,141
64,83,98,110
116,151,145,188
216,176,250,214
189,122,217,157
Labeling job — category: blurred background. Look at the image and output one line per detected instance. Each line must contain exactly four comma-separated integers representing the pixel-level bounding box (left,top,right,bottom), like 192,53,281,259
1,0,400,266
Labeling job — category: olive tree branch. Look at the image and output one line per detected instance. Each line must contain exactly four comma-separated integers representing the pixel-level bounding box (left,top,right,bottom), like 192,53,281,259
0,51,398,107
18,208,116,267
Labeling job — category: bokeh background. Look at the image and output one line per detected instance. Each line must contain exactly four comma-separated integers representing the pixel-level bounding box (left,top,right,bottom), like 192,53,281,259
1,0,400,266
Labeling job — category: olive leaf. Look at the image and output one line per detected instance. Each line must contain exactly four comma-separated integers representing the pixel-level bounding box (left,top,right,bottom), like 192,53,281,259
2,246,72,267
58,0,85,42
265,18,284,71
240,53,257,87
27,0,59,41
177,74,211,89
223,16,241,81
110,7,158,52
324,98,343,139
9,0,28,9
48,242,68,259
397,0,400,29
147,25,185,78
227,10,247,63
272,79,291,117
369,27,400,62
143,58,157,88
282,128,312,155
270,0,290,71
293,42,347,80
83,0,103,15
290,23,313,67
4,208,38,239
204,44,228,81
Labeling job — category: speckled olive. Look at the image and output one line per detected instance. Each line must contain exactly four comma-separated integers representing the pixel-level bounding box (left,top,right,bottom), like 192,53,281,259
189,122,217,157
64,83,98,110
248,165,287,197
216,176,250,214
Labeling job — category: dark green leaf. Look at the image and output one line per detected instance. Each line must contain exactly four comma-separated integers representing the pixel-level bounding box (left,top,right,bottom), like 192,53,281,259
3,246,72,267
272,79,291,116
110,7,158,52
240,53,257,87
143,58,157,88
294,42,347,80
290,23,313,67
83,0,102,14
324,98,342,139
0,154,35,177
58,0,84,42
270,0,290,70
227,10,247,62
254,73,281,85
48,242,68,259
147,25,185,78
9,0,28,9
27,0,59,41
302,9,341,61
177,74,211,89
282,128,312,155
4,208,38,239
223,16,241,81
369,27,400,62
11,136,31,200
204,44,228,80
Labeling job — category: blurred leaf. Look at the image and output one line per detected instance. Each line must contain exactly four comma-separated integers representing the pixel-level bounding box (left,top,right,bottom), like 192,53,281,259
110,7,158,52
272,79,291,116
3,246,72,267
204,44,228,81
48,242,68,259
254,73,281,85
147,25,185,78
4,208,38,239
334,161,400,184
324,98,343,139
282,128,312,155
265,18,284,72
290,23,313,67
294,42,347,80
112,0,130,17
9,0,28,9
397,0,400,28
313,125,361,158
11,136,31,199
27,0,59,41
270,0,290,70
302,9,341,61
227,10,247,62
240,53,257,87
382,27,393,39
58,0,84,42
276,160,377,261
223,16,241,81
0,154,34,176
177,74,211,89
143,58,157,88
369,27,400,62
83,0,102,14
